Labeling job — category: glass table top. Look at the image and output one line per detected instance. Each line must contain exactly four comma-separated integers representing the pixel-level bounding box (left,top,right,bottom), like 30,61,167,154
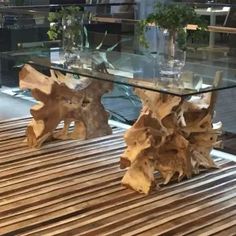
1,47,236,97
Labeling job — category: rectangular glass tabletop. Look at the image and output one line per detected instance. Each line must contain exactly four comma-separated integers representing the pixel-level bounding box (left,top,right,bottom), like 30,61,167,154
1,47,236,97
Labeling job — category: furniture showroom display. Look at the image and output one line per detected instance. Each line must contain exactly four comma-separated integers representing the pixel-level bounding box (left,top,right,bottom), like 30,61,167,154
1,45,236,234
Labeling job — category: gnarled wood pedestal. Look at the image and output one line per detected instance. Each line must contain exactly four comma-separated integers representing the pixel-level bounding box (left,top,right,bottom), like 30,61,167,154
19,64,113,148
121,72,223,194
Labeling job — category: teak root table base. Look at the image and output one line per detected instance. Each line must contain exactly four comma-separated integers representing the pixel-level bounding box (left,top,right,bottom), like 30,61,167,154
19,64,113,148
19,65,224,194
121,72,223,194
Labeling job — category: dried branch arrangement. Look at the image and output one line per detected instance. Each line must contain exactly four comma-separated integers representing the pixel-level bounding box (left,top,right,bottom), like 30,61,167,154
19,64,112,148
121,72,223,194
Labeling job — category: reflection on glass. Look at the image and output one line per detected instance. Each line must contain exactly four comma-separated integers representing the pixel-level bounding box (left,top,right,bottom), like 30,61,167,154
156,28,186,82
1,46,236,97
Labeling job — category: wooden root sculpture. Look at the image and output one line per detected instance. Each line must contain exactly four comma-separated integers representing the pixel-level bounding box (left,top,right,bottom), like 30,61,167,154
121,72,223,194
19,64,113,148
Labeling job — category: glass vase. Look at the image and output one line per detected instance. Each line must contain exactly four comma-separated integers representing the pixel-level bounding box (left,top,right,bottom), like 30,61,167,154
156,28,187,81
62,12,85,68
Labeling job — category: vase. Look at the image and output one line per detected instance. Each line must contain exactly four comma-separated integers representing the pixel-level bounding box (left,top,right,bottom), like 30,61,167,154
62,12,85,68
156,28,186,81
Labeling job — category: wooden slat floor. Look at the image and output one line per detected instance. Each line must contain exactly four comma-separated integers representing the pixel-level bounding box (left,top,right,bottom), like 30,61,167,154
0,117,236,236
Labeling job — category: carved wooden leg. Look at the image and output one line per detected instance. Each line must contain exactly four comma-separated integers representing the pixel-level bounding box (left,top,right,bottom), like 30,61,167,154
121,72,223,194
19,64,113,147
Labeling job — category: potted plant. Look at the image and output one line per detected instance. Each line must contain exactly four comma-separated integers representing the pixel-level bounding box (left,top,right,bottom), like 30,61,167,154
47,6,94,68
48,6,85,52
139,2,206,79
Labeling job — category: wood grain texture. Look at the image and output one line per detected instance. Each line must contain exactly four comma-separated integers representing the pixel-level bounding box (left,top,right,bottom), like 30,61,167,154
0,117,235,235
19,64,113,148
121,72,223,194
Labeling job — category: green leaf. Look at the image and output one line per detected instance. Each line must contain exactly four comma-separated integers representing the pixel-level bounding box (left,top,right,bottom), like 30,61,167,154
138,2,207,48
